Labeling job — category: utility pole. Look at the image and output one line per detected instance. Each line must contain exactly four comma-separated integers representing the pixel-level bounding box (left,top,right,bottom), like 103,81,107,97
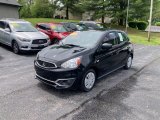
125,0,130,33
148,0,153,42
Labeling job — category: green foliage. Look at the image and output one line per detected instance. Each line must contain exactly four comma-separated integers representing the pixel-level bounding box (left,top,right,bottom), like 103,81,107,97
128,21,137,28
18,0,56,18
18,0,32,18
55,0,81,19
31,0,55,18
155,22,160,26
137,21,148,30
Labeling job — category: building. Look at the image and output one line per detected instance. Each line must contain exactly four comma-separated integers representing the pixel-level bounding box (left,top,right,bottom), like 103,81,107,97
0,0,21,19
54,9,112,23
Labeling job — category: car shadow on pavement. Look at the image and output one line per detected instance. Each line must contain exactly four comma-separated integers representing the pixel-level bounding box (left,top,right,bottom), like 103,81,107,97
72,74,139,120
0,56,3,61
0,43,38,56
37,82,82,98
36,67,138,99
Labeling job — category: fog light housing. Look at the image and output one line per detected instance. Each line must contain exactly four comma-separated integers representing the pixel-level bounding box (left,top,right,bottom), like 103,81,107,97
21,46,28,48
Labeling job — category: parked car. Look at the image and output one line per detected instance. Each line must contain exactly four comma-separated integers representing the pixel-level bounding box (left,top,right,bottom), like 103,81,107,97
80,21,106,30
36,23,71,44
34,30,134,92
0,18,50,54
61,22,89,32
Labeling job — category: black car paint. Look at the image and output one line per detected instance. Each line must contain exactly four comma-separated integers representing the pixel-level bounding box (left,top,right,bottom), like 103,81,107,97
34,30,134,89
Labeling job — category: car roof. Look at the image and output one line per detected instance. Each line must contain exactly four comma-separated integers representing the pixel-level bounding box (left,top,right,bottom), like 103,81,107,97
37,23,63,25
81,29,126,34
80,21,98,24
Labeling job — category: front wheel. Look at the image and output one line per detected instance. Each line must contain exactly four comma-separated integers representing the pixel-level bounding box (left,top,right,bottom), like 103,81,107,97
124,55,133,69
80,69,96,92
12,41,20,54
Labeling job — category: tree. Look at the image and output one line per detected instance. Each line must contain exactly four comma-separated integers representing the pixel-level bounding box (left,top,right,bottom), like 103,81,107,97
55,0,80,19
78,0,110,23
18,0,32,18
31,0,56,18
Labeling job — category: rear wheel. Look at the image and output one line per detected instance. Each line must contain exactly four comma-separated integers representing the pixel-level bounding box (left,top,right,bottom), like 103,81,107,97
80,69,96,92
12,41,20,54
124,55,133,69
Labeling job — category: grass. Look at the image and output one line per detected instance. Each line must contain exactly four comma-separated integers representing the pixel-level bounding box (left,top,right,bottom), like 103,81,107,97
109,24,160,45
24,18,79,26
24,18,160,45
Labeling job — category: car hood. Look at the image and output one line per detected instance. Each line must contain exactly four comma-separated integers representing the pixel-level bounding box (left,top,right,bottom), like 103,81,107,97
38,45,87,62
15,31,48,40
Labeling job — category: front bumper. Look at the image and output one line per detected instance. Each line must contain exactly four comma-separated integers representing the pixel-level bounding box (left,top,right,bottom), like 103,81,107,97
34,61,81,89
17,40,50,51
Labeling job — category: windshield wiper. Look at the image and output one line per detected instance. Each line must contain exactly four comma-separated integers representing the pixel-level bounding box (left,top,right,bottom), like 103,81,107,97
64,44,85,48
16,31,24,32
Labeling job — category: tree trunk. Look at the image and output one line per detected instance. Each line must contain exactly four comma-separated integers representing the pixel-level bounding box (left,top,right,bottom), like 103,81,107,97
102,15,105,23
66,6,69,19
119,18,124,26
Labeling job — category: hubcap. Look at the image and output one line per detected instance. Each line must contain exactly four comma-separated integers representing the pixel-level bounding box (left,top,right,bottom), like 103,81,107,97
84,72,95,89
127,57,132,68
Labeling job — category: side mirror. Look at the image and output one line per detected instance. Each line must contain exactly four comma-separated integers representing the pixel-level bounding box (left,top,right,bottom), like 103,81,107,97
4,28,11,32
102,43,112,50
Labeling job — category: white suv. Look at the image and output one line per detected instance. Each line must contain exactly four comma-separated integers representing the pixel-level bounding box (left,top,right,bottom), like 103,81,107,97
0,18,50,54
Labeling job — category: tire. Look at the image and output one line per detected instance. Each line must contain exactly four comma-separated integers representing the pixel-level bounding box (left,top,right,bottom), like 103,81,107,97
12,41,20,54
124,55,133,70
80,69,96,92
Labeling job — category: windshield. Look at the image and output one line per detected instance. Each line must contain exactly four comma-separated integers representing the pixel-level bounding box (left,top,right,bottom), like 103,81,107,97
51,24,67,32
10,22,38,32
61,31,104,48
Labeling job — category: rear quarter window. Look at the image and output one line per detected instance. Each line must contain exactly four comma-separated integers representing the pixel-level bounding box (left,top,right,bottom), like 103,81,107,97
118,32,129,43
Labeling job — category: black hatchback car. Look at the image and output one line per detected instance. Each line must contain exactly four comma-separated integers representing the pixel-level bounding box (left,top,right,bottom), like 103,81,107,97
34,30,134,92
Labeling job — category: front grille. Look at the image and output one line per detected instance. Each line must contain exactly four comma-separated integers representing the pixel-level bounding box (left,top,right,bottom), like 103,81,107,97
32,39,47,44
37,60,57,68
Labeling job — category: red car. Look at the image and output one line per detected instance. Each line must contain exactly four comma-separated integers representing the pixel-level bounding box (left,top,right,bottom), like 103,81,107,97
36,23,72,44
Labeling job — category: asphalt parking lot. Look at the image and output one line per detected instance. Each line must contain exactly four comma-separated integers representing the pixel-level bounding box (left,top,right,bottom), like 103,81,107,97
0,44,160,120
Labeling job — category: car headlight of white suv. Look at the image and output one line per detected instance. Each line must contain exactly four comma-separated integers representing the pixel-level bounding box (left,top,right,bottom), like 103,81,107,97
17,36,31,42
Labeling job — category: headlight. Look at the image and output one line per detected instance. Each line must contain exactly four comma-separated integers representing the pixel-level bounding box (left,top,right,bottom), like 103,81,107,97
17,37,31,42
61,57,81,69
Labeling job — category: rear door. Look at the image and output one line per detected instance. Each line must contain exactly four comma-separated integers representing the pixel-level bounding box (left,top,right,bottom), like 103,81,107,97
3,23,12,46
95,32,120,75
116,31,130,65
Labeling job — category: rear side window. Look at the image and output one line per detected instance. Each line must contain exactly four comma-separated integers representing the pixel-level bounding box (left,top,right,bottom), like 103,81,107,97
104,32,119,46
38,24,50,30
118,32,129,43
0,21,5,29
